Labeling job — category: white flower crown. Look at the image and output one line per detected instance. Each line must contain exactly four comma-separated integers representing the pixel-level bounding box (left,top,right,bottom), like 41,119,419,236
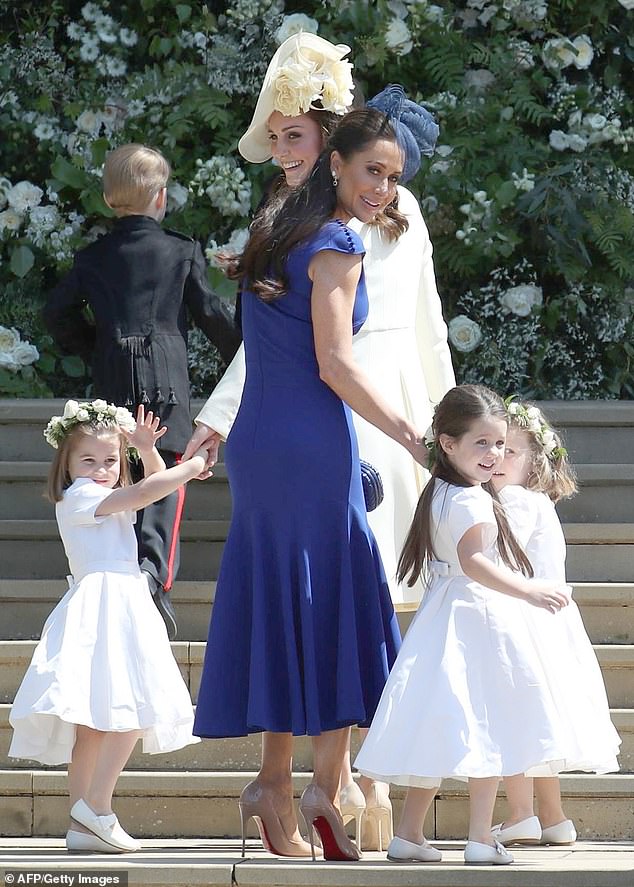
44,399,136,449
505,397,567,461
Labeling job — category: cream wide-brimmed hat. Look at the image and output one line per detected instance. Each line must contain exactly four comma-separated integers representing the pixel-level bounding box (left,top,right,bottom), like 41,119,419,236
238,32,354,164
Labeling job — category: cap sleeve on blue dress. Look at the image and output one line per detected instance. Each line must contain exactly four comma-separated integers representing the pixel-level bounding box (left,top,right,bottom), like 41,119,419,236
57,478,112,527
303,220,366,262
448,486,497,549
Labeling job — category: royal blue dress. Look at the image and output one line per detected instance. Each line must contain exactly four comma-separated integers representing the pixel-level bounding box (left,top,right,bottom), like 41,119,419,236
193,220,401,738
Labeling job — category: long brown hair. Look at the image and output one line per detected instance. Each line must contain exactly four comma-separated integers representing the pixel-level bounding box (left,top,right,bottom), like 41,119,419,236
47,422,131,503
397,384,534,587
238,107,409,301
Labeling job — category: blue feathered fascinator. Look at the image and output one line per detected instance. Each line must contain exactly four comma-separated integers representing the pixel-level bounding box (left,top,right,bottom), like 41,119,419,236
367,84,439,182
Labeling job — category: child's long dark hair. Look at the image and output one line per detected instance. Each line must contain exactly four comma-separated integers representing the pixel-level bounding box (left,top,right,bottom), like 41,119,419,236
397,384,534,587
238,108,408,301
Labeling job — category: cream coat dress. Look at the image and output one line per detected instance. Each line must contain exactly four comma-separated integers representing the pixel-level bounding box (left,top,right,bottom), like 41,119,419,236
196,187,455,603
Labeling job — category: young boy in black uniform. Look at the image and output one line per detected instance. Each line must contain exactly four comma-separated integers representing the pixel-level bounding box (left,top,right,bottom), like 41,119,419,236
44,144,241,639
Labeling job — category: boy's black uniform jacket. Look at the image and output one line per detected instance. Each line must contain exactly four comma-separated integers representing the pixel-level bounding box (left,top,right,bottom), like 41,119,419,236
43,215,242,453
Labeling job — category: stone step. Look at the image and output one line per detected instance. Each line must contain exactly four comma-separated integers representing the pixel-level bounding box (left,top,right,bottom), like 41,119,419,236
2,770,632,842
1,521,632,582
0,461,233,521
4,460,634,523
2,580,632,644
2,640,632,709
0,520,229,580
2,839,633,887
1,706,631,774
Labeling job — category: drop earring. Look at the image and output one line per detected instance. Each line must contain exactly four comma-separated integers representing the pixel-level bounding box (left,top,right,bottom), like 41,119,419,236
331,170,338,187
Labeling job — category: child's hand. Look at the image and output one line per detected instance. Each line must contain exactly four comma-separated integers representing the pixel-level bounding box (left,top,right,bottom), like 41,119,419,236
189,445,213,480
125,405,167,455
524,580,570,614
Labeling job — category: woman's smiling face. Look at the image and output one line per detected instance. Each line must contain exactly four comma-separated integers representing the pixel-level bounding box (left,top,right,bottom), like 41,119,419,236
330,138,403,224
267,111,325,188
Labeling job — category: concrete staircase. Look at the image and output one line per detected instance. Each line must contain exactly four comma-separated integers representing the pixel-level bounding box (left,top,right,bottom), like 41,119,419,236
1,399,633,875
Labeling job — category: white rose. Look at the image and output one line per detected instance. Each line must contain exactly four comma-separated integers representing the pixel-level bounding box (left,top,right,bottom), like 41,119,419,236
544,438,557,455
584,113,607,131
0,352,19,371
549,130,569,151
12,341,39,366
542,37,575,70
275,13,319,45
272,61,322,116
464,69,496,92
76,408,90,421
92,399,108,411
0,325,20,353
76,109,102,135
526,406,541,419
448,315,483,353
507,402,520,415
115,406,136,431
499,284,543,317
0,208,24,233
567,133,588,152
63,400,80,419
385,18,413,55
572,35,593,69
6,181,44,214
107,404,118,416
320,60,354,114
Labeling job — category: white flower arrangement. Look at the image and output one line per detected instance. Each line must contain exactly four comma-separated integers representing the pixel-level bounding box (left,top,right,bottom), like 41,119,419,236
448,315,483,352
190,157,252,217
0,326,39,372
499,284,543,317
5,181,43,214
505,398,567,461
44,399,136,449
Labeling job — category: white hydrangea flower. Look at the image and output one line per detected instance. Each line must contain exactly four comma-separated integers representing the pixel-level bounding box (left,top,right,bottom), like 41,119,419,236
119,28,138,46
0,208,23,233
6,181,43,214
499,284,543,317
275,13,319,45
448,315,483,352
385,18,413,55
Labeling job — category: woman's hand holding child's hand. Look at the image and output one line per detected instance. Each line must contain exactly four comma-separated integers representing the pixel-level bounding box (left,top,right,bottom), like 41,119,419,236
126,406,167,455
189,445,212,481
524,580,570,614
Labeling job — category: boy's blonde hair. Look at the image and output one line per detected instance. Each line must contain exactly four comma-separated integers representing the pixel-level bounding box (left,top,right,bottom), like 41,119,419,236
507,401,577,503
103,144,170,216
47,423,131,503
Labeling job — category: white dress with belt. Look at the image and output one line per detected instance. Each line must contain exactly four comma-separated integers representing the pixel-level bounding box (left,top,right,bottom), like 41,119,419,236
196,187,455,603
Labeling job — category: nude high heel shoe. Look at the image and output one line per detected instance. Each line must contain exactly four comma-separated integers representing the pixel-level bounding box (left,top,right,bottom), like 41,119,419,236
362,781,393,852
339,781,366,844
299,782,362,862
238,781,313,858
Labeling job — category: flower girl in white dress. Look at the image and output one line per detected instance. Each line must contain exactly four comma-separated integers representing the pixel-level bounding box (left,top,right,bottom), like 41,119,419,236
354,385,573,866
9,401,208,854
489,400,620,847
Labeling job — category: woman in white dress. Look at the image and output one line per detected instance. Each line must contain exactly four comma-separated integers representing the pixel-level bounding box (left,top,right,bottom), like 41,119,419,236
354,385,575,865
185,35,454,852
9,402,208,854
489,401,620,847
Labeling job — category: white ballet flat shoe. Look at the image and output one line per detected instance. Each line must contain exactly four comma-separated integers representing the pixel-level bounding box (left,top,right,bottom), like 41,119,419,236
70,799,140,852
66,829,126,854
491,815,542,845
464,839,514,865
540,819,577,845
387,835,442,862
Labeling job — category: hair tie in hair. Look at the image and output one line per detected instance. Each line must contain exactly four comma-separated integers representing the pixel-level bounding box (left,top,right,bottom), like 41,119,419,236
367,84,439,182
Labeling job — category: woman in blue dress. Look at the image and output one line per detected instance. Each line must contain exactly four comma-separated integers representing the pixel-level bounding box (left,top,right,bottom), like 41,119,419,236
193,93,432,861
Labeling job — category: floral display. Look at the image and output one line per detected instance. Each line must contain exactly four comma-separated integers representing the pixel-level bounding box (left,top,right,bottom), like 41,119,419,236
0,0,632,399
43,398,136,449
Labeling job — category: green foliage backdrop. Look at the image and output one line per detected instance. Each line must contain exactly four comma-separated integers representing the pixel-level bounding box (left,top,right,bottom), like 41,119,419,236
1,0,633,398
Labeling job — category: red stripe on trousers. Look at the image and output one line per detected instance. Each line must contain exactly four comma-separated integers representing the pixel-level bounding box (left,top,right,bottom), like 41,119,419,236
164,453,185,592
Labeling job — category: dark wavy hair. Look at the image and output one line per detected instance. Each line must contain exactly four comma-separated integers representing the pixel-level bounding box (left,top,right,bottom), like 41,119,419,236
397,384,534,587
238,107,409,301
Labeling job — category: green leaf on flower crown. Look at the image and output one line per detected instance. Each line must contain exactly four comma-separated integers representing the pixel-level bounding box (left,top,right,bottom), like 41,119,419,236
10,245,35,279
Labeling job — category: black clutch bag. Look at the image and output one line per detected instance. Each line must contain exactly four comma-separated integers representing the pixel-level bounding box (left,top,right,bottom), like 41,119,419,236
360,459,384,512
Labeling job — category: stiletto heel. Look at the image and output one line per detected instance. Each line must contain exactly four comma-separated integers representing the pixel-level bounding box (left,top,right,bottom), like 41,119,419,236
339,782,366,844
299,782,361,862
362,782,393,852
238,780,313,858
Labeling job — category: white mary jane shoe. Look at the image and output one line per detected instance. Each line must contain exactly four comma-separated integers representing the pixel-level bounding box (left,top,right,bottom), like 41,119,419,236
540,819,577,845
491,814,542,845
66,829,126,854
387,835,442,862
464,839,514,865
70,799,140,852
